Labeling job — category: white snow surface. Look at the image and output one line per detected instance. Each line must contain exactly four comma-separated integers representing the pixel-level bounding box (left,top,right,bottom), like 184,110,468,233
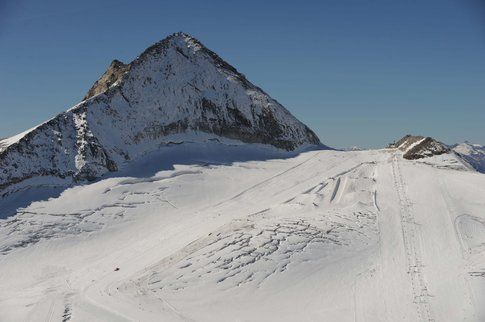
1,144,484,321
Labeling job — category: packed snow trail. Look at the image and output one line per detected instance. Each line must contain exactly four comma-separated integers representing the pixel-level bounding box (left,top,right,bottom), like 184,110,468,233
391,154,433,321
0,146,484,321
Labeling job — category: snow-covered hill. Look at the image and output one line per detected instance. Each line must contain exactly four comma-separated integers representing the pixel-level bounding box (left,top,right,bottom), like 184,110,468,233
0,32,320,200
453,142,485,173
0,143,484,321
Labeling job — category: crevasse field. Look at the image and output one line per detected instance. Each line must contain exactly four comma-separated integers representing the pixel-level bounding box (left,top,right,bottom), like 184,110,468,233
1,142,484,321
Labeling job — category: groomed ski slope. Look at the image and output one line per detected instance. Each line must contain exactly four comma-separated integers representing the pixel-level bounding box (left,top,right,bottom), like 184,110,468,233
1,145,484,321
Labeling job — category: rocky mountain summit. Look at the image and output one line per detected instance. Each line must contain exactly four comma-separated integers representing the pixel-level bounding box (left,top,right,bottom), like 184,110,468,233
389,135,449,160
0,32,321,195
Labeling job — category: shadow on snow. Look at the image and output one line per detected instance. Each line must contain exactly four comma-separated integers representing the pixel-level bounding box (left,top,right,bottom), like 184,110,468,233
0,141,329,220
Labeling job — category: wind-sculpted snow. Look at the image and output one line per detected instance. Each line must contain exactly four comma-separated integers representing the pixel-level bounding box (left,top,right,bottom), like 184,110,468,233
1,148,485,321
455,214,485,255
0,32,320,198
0,165,203,255
146,162,378,294
148,214,376,292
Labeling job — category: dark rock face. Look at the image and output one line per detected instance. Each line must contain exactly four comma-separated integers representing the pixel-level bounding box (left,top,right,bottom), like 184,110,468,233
390,135,449,160
0,32,322,194
84,60,130,100
403,137,449,160
388,135,422,150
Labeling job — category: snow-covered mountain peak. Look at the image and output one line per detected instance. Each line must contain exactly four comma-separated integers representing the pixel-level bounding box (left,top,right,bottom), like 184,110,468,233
0,32,321,197
133,32,202,62
165,31,203,49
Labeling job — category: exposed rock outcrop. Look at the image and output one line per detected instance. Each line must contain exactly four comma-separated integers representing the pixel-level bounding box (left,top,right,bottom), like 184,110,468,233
389,135,449,160
84,60,130,100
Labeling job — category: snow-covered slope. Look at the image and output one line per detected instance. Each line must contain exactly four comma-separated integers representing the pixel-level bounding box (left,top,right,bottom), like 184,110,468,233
1,145,484,321
453,142,485,173
0,32,320,197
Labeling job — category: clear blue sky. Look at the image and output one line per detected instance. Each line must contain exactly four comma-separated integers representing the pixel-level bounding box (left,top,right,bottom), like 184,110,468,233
1,0,484,148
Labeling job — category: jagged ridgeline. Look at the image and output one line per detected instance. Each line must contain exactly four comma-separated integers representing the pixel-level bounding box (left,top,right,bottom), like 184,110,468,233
0,32,321,192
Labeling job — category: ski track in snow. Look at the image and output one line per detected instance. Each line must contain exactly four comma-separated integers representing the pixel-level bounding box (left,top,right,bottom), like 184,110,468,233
391,154,433,321
0,148,484,321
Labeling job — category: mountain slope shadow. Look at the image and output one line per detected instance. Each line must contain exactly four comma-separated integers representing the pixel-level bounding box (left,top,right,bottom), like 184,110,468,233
0,141,328,219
